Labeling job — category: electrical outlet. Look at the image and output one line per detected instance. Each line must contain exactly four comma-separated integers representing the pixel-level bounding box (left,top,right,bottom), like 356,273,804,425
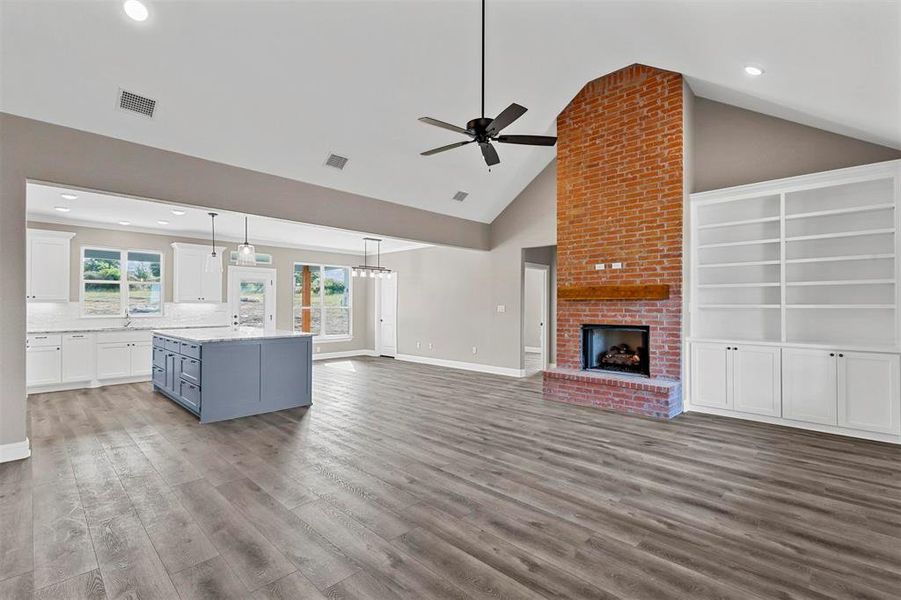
472,346,478,355
428,343,433,350
595,263,606,270
416,341,421,349
611,262,623,269
496,304,506,313
315,346,321,353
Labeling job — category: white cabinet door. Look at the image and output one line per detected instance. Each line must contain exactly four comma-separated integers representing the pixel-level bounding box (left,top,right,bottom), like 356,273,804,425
28,234,71,301
690,343,731,409
173,244,222,302
129,341,153,377
27,346,61,387
782,348,837,425
838,352,901,435
61,334,94,382
96,343,132,379
732,345,781,417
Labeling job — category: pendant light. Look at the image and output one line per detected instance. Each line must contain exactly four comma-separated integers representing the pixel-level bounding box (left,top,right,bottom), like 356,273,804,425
352,237,392,278
204,212,222,273
235,216,257,266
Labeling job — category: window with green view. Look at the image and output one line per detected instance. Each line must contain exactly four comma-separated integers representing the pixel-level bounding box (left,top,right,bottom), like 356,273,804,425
293,264,351,337
82,247,163,316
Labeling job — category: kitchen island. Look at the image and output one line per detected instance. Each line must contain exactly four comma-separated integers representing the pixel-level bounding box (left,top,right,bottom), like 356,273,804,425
151,327,313,423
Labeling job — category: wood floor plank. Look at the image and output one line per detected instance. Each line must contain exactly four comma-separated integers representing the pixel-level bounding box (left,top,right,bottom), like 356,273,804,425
33,568,106,600
251,571,328,600
0,482,33,583
0,571,33,600
169,556,248,600
172,478,296,591
31,479,95,590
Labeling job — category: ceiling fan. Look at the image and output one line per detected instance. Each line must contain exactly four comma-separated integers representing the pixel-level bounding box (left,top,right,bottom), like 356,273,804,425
418,0,557,167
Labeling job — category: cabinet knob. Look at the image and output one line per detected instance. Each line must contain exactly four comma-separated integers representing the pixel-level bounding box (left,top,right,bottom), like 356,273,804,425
829,353,835,357
839,353,844,358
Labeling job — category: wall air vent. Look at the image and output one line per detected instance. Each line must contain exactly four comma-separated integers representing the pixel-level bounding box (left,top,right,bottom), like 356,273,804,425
118,89,156,118
452,191,469,202
324,153,349,170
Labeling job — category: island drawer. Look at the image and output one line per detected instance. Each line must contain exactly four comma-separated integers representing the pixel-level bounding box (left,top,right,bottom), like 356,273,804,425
180,341,202,360
179,356,201,384
152,366,166,387
163,338,181,353
152,335,165,348
152,347,167,368
179,380,201,412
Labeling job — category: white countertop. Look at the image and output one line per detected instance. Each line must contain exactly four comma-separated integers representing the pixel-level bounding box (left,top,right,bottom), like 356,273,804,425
27,325,223,335
154,327,313,343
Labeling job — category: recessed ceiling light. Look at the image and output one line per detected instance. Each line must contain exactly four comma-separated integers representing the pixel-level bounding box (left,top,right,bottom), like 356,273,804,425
54,206,71,213
118,221,131,226
170,209,186,216
60,193,78,200
157,220,169,225
123,0,149,22
743,64,764,76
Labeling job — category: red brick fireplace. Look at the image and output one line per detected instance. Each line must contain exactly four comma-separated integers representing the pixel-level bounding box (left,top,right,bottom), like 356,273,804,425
542,64,686,418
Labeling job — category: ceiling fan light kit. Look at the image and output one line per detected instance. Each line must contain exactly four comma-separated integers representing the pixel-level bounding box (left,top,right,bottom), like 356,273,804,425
418,0,556,167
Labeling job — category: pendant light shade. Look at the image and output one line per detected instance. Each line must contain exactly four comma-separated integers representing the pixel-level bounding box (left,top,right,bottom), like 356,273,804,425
351,237,392,278
236,216,257,266
204,212,222,273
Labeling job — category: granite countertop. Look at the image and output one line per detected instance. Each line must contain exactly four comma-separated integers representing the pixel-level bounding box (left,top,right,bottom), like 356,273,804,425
27,324,226,335
154,326,313,343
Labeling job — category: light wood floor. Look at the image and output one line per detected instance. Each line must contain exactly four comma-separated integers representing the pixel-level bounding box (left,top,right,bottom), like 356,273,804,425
1,357,900,599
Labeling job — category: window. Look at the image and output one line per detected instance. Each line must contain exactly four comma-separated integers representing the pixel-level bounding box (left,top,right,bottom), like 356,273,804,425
294,264,351,338
82,247,163,317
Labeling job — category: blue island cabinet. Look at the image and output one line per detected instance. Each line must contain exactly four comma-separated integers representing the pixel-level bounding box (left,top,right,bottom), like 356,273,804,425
151,328,313,423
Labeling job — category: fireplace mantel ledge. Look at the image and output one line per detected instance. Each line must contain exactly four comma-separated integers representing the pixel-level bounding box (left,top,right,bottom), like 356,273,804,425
544,367,679,393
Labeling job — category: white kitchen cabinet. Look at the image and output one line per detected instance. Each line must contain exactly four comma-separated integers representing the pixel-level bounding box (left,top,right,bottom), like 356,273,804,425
61,333,94,382
26,229,74,302
838,352,900,435
96,342,132,379
129,341,153,377
690,343,781,416
172,243,223,303
782,348,837,425
732,345,781,417
26,346,61,387
690,343,730,409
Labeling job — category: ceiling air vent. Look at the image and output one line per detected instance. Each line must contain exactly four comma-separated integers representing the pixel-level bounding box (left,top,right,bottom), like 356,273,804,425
118,89,156,118
324,153,349,170
452,191,469,202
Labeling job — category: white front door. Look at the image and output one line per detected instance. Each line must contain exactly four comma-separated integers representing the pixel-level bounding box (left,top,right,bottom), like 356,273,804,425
376,275,397,357
523,264,549,373
228,267,277,331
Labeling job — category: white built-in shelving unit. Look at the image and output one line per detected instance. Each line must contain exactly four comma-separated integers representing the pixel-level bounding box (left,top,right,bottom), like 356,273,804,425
687,160,901,443
690,161,901,349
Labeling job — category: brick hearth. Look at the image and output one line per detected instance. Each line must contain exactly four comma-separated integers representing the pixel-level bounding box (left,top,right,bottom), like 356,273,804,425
543,63,686,418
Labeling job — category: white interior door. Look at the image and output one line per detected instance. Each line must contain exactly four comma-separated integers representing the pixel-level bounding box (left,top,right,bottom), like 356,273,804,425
523,264,549,373
228,267,277,331
376,275,397,357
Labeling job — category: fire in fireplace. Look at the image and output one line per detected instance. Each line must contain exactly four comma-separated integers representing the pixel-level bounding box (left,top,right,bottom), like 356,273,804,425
581,324,650,377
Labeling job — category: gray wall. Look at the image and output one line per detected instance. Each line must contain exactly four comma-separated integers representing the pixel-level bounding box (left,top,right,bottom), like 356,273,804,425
693,98,900,192
27,221,373,354
383,162,557,370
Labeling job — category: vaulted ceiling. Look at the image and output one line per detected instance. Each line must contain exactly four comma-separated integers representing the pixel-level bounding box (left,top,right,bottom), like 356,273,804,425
2,1,898,223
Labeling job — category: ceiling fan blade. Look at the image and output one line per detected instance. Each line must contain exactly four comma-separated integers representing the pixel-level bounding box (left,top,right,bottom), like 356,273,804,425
495,134,557,146
421,140,474,156
486,103,527,135
418,117,471,135
480,142,500,166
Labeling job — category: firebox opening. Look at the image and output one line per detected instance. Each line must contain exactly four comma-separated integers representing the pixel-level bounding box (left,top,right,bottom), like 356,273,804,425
581,324,650,377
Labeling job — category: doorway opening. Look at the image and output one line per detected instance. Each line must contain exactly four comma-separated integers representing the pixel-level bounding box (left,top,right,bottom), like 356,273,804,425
523,262,549,374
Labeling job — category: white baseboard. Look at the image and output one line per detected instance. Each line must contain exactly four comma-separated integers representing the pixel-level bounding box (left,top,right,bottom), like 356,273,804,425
28,375,151,395
313,349,378,361
524,346,542,354
0,437,30,463
395,354,526,378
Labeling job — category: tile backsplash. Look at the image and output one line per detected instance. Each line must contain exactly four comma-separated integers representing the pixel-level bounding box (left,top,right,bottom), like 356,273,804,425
27,302,230,332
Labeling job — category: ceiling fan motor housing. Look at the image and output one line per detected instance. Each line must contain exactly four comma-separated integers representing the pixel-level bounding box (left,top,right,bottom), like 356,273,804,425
467,117,494,141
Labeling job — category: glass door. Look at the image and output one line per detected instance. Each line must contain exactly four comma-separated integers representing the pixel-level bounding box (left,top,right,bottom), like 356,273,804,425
228,267,276,331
